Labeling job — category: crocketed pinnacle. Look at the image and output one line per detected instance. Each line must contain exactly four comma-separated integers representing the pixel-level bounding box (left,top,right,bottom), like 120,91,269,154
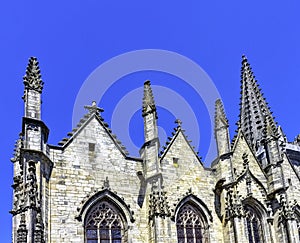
215,99,228,131
263,114,279,140
142,80,157,117
239,55,275,149
23,57,44,93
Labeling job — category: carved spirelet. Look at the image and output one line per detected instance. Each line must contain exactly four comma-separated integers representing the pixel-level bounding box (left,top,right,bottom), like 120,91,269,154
149,187,170,220
23,57,44,93
11,133,24,163
25,161,39,208
17,214,28,243
225,188,244,220
278,194,297,222
34,212,45,243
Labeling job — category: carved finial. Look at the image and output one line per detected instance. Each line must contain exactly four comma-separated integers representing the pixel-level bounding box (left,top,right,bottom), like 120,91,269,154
23,57,44,93
215,99,228,130
263,115,279,139
175,119,182,127
142,80,157,117
102,176,110,190
84,101,104,116
11,133,24,163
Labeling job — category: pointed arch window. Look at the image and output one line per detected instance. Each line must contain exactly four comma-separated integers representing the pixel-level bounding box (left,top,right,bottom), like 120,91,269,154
176,203,208,243
244,205,263,243
85,201,125,243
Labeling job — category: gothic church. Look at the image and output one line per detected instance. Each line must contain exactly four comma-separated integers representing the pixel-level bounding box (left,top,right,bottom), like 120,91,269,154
11,56,300,242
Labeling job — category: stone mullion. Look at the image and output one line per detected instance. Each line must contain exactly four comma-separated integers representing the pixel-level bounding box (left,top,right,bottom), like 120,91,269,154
193,223,196,243
250,219,255,243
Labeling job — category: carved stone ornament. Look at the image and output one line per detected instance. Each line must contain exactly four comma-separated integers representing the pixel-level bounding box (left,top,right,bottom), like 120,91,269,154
225,188,244,221
23,57,44,93
17,214,28,243
149,186,170,220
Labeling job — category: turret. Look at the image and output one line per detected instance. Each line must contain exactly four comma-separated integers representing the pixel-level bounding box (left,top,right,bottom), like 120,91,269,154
140,80,160,178
11,57,52,243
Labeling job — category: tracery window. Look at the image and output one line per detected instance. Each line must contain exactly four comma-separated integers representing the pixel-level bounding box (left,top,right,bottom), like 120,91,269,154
176,203,207,243
244,205,263,243
85,201,124,243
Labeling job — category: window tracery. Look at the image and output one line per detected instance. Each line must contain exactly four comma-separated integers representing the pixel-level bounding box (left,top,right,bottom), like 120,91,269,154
85,201,124,243
176,203,208,243
244,205,263,243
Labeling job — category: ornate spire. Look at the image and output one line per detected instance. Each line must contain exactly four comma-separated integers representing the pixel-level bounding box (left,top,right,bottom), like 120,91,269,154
215,99,228,131
238,55,275,149
23,57,44,93
142,80,157,117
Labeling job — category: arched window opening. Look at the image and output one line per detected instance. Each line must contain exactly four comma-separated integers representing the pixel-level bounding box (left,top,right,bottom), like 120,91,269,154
244,205,263,243
85,201,125,243
176,203,208,243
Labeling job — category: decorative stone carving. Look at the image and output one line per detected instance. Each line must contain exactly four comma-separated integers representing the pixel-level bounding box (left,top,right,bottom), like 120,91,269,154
17,214,27,243
11,133,24,163
84,101,104,116
225,188,244,221
34,212,45,243
102,176,110,190
142,80,157,117
25,160,39,208
23,57,44,93
278,194,297,223
149,186,170,220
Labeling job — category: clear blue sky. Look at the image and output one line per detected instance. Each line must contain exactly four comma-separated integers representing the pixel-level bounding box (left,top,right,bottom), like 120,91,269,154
1,1,300,241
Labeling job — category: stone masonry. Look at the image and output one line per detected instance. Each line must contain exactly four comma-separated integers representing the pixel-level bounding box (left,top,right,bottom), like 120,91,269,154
11,56,300,242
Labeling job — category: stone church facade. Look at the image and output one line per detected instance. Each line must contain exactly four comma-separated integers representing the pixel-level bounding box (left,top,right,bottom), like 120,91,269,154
10,56,300,242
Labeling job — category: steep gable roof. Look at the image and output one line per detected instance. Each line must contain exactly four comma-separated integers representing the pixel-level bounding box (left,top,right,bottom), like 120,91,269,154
159,119,203,165
55,102,130,158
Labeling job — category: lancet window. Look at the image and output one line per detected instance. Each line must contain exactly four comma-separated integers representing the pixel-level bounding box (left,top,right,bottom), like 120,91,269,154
176,203,208,243
244,205,263,243
85,200,125,243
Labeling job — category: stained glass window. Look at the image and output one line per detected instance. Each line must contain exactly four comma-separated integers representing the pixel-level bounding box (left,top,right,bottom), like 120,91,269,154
85,201,123,243
176,203,207,243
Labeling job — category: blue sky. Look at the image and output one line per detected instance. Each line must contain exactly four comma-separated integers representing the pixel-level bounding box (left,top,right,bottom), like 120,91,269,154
1,1,300,241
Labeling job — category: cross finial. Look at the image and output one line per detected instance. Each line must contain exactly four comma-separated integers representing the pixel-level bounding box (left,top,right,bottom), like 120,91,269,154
84,101,104,115
175,119,182,127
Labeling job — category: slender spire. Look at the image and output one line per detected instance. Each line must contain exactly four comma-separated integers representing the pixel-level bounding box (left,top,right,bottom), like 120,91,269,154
214,99,230,157
142,80,157,117
215,99,229,131
238,55,275,150
23,57,44,93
